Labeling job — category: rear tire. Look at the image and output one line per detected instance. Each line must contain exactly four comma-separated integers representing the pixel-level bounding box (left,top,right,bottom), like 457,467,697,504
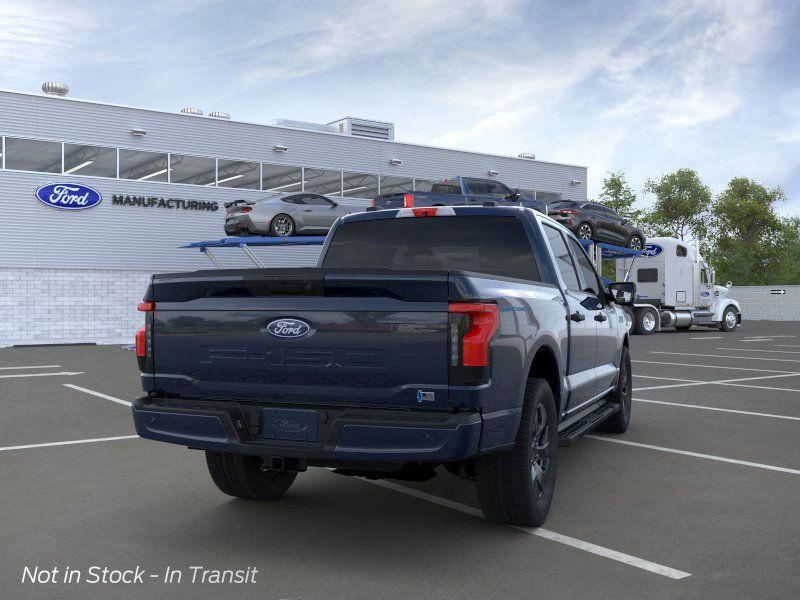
205,451,297,500
632,308,657,335
596,346,632,433
627,235,644,251
475,378,557,527
269,214,295,237
719,306,739,332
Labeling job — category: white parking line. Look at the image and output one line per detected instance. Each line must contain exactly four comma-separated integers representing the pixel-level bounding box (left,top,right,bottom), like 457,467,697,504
690,336,723,340
633,372,800,391
650,351,800,364
0,365,61,370
634,398,800,422
359,478,691,579
634,375,702,382
0,435,139,453
633,360,797,374
776,344,800,349
63,384,132,407
715,348,800,354
0,371,84,379
740,339,773,343
586,436,800,476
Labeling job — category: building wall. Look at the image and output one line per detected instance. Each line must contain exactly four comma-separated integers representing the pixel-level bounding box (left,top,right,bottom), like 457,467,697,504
729,286,800,322
0,88,588,345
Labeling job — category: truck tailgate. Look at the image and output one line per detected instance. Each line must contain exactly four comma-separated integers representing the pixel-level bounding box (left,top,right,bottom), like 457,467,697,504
147,269,450,409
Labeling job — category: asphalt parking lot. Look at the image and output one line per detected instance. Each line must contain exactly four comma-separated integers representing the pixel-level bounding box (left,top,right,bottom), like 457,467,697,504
2,321,799,600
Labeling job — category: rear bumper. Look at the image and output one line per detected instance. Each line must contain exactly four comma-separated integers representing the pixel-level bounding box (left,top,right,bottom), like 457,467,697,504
131,397,482,463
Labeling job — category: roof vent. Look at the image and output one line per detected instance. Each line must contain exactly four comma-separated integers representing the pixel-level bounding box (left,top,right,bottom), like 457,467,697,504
209,111,230,119
518,152,536,160
328,117,394,141
268,119,337,134
180,107,203,116
42,82,69,96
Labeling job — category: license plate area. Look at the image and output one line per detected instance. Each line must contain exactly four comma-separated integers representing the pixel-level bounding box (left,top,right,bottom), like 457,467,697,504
261,408,318,442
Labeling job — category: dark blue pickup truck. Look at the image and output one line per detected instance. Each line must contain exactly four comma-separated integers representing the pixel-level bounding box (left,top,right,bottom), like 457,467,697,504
373,176,548,214
132,206,634,526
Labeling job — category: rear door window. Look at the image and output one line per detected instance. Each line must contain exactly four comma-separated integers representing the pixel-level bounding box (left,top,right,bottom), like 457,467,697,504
542,224,580,291
323,216,540,281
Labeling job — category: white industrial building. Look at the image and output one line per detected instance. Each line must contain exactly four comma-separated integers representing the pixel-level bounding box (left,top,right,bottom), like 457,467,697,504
0,84,588,346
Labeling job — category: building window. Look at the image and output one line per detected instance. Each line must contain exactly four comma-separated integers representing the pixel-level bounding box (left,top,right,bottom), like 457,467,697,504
304,168,342,196
342,172,378,199
63,144,117,177
379,175,413,195
119,149,169,182
217,159,260,189
4,137,61,173
414,178,436,192
170,154,216,186
262,164,302,193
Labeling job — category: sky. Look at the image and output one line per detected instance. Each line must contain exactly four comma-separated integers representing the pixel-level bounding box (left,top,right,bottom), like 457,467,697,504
1,0,799,213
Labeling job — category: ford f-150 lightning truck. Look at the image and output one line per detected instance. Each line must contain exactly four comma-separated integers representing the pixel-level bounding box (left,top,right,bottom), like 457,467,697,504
132,206,634,526
372,177,548,214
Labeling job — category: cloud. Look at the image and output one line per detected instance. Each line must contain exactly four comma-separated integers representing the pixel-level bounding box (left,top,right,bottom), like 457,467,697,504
236,0,521,87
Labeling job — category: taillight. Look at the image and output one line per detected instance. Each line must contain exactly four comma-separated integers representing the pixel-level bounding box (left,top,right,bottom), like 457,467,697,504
448,302,499,385
370,198,376,207
136,301,155,371
135,327,146,357
403,193,413,208
559,209,577,216
241,207,252,213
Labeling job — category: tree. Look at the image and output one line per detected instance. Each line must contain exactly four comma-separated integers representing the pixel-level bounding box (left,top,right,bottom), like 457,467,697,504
598,171,642,224
642,169,711,241
706,178,787,285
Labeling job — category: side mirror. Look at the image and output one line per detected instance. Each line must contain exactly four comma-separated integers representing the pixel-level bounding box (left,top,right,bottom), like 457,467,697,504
330,201,338,208
606,281,636,306
726,281,732,288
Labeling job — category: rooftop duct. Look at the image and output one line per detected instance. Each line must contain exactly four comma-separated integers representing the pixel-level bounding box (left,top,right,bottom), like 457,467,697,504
42,82,69,96
329,117,394,141
209,111,230,119
269,119,337,134
180,107,203,116
518,152,536,160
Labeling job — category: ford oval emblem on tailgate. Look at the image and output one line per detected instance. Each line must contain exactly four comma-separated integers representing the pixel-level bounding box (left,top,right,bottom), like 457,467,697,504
265,318,311,338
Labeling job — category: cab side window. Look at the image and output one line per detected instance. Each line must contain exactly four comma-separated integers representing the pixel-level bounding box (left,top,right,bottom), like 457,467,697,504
543,225,581,292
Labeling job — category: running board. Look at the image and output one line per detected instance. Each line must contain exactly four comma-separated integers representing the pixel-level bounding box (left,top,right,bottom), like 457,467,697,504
557,402,619,447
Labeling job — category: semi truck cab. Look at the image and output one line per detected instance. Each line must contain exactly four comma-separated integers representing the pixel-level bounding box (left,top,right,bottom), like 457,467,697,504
616,236,741,334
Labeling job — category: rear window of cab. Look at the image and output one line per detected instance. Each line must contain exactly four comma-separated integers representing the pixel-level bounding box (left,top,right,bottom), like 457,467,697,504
322,216,541,282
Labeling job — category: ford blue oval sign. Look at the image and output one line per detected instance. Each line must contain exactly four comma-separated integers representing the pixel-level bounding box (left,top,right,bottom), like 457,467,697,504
35,183,102,210
642,243,663,257
266,318,311,339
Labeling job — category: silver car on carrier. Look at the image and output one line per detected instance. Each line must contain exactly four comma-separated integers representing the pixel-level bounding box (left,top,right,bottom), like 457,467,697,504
224,192,364,237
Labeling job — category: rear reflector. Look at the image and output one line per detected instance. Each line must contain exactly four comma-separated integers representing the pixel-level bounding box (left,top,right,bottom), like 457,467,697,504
135,326,146,358
403,193,413,208
396,206,456,218
138,301,155,312
449,303,499,367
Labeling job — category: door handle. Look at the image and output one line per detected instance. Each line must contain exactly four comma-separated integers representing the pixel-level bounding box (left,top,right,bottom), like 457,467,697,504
570,311,585,322
303,209,313,212
594,313,608,322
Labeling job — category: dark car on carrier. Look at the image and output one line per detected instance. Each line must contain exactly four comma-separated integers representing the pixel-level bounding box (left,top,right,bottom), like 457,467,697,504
549,200,646,250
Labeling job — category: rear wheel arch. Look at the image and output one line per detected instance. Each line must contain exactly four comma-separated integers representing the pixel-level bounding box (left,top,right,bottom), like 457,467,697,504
527,345,562,415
